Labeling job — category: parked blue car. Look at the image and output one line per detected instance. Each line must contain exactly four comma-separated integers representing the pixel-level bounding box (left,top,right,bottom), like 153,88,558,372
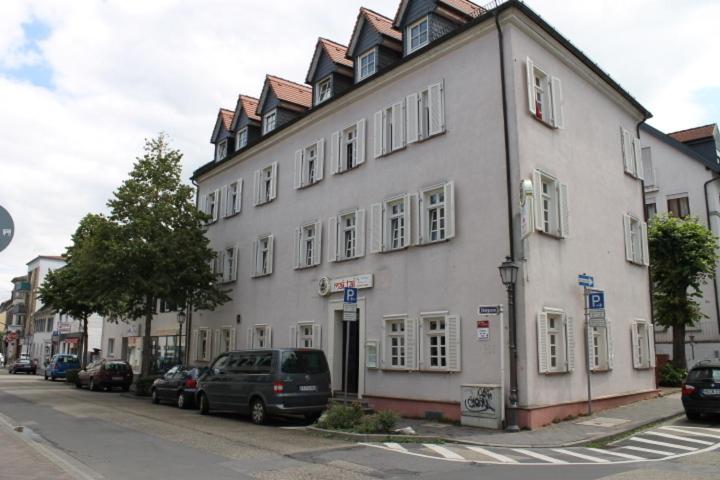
44,354,80,381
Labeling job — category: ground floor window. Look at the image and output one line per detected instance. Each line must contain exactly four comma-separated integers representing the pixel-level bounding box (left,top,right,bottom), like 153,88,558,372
589,323,613,372
631,320,655,369
537,308,575,374
195,329,210,362
150,335,184,373
249,325,272,349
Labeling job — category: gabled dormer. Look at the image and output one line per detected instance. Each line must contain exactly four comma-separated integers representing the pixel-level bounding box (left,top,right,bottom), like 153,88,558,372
210,108,234,161
306,38,354,106
668,124,720,170
256,75,312,136
393,0,482,56
230,95,261,152
346,8,402,84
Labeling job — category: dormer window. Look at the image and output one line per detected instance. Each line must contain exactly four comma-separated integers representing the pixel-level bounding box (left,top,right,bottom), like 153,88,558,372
316,77,333,104
357,48,377,81
407,17,429,54
263,110,277,135
235,128,248,150
215,139,228,161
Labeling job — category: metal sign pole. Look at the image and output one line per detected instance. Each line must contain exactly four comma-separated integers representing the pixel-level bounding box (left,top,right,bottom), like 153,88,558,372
584,286,593,416
344,320,350,404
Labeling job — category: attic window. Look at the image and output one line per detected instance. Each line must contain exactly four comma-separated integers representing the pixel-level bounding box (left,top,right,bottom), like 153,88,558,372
357,48,377,81
215,139,228,161
263,110,277,135
407,17,429,54
236,128,248,150
316,76,332,104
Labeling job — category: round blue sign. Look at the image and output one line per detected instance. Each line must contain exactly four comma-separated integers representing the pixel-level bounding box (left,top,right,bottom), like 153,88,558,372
0,205,14,253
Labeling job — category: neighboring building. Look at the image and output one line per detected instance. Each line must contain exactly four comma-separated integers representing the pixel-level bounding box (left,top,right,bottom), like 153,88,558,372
642,123,720,365
0,298,11,361
5,275,29,360
190,0,656,429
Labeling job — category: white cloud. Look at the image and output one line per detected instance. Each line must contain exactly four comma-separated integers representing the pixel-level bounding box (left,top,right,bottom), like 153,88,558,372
0,0,718,300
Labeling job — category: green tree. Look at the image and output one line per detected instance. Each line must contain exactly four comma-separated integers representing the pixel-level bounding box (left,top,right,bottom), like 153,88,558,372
649,214,719,369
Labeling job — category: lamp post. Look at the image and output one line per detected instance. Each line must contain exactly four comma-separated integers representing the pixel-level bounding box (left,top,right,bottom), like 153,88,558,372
177,310,187,366
498,256,520,432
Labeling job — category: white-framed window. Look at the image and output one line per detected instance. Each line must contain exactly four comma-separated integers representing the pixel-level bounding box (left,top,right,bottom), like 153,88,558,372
254,162,278,205
641,147,656,189
631,320,655,369
537,308,574,374
406,16,429,54
294,220,322,269
214,327,235,356
299,324,313,348
419,181,455,245
195,328,211,361
290,323,321,348
201,189,221,224
222,179,243,217
249,324,272,349
328,209,365,262
357,48,377,81
235,127,248,150
107,338,115,356
374,102,405,157
621,127,644,179
419,312,460,371
406,81,446,145
215,139,228,161
252,234,274,277
623,214,649,266
331,120,366,174
667,195,690,218
262,110,277,135
370,194,415,253
526,57,564,128
588,321,613,372
315,76,332,104
386,317,406,368
221,245,239,283
532,170,568,238
294,140,324,189
366,341,379,369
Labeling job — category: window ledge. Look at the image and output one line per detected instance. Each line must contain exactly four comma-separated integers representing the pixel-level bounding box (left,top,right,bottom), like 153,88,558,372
255,200,275,207
380,367,413,372
380,246,410,254
336,165,361,175
627,259,646,267
251,273,272,279
541,370,571,376
294,264,318,270
335,256,362,263
531,114,557,130
417,368,457,374
298,181,321,189
590,368,611,374
224,212,240,219
536,230,563,240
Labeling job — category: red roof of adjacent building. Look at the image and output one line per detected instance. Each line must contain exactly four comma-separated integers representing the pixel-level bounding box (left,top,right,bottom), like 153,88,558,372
263,75,312,110
668,124,716,143
238,95,260,122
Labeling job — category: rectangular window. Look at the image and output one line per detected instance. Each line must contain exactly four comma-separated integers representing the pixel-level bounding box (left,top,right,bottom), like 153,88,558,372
215,139,228,161
343,126,357,171
388,199,405,250
407,16,429,53
253,234,274,277
206,190,218,222
631,320,655,369
589,324,612,372
667,196,690,218
235,128,248,150
333,120,366,174
621,128,644,179
366,341,378,368
357,48,377,81
533,170,568,238
376,102,405,155
526,58,563,128
425,317,446,368
328,209,365,262
253,325,271,348
295,220,321,269
197,329,210,361
224,179,242,217
217,328,233,354
420,182,455,244
262,110,277,135
642,146,656,188
316,76,332,104
108,338,115,356
623,214,649,266
386,318,406,367
645,202,657,220
295,140,324,189
341,212,356,260
298,324,313,348
222,246,238,283
254,163,277,205
537,309,574,374
371,195,414,253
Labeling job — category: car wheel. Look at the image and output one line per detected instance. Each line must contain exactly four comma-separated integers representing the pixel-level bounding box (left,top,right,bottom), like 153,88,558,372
51,376,56,382
75,380,82,389
177,392,187,409
686,410,701,421
121,385,129,392
90,378,98,391
44,373,48,380
198,393,210,415
151,388,160,404
250,398,266,425
304,412,322,423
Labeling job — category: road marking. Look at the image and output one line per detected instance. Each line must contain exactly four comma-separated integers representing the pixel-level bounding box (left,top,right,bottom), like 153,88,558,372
622,445,676,456
513,448,566,464
384,443,408,453
423,444,465,460
629,436,697,451
588,448,644,461
465,446,518,463
671,426,720,433
551,448,609,463
644,431,713,445
660,426,720,439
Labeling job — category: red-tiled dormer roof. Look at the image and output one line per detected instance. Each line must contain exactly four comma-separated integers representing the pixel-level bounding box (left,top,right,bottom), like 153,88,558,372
306,38,354,83
219,108,234,131
238,95,260,122
257,75,312,115
362,8,402,41
394,0,483,27
668,124,717,144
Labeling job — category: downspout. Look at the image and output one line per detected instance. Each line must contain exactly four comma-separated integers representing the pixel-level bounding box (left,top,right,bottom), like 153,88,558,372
703,176,720,332
494,10,520,431
637,118,654,325
187,177,199,365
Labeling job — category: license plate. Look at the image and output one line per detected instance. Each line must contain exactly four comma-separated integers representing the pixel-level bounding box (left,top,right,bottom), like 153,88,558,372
703,388,720,395
299,385,317,392
112,377,123,381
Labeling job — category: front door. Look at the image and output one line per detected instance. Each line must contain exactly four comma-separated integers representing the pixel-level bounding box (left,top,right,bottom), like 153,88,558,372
341,312,360,394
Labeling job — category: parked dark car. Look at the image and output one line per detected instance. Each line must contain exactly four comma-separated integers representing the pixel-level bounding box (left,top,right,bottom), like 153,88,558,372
196,348,331,424
76,360,133,391
682,360,720,420
9,359,36,375
151,366,206,409
44,354,80,381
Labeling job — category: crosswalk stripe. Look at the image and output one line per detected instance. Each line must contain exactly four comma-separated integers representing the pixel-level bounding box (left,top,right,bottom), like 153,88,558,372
384,442,408,453
668,426,720,433
622,445,676,456
661,426,720,439
423,444,465,460
513,448,566,464
551,448,608,463
465,446,518,463
588,448,645,461
629,436,697,451
644,431,713,445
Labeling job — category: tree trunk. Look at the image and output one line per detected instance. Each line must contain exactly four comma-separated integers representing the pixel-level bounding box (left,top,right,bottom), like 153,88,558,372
82,315,89,368
141,297,154,377
672,323,687,370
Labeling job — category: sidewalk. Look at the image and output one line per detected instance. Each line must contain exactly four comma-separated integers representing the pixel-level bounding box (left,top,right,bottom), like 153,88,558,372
0,427,73,480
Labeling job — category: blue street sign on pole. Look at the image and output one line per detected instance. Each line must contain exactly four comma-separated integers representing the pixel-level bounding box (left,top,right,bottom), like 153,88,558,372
343,287,358,304
578,274,594,288
588,291,605,310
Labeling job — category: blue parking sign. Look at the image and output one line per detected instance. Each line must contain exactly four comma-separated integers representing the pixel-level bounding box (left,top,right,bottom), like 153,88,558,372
588,291,605,310
343,287,358,304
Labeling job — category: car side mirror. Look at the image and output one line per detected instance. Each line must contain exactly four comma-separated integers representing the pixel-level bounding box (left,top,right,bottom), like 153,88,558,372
213,368,224,375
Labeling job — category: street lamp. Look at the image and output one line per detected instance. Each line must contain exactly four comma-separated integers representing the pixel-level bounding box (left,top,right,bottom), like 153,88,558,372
177,310,186,366
498,256,520,432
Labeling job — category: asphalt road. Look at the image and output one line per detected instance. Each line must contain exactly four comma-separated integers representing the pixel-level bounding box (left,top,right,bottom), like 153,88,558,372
0,371,718,479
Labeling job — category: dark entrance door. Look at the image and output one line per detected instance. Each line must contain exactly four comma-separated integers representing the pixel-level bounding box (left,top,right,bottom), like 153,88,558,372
341,313,359,394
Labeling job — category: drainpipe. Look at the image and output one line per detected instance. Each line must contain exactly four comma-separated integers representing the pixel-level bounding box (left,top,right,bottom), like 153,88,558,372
494,10,520,432
703,176,720,332
637,118,654,325
187,177,200,365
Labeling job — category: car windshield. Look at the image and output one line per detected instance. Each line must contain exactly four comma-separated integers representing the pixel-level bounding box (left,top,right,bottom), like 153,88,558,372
55,356,77,364
104,362,129,372
281,351,328,375
688,367,720,382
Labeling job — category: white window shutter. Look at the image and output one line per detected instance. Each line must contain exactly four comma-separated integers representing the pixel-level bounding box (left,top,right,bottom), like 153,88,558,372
252,239,259,276
214,330,220,356
380,321,387,368
229,328,236,350
267,326,273,347
266,235,274,275
428,81,445,136
648,323,656,367
192,329,198,361
537,312,549,374
391,101,405,151
631,322,641,368
253,170,261,205
356,209,366,258
294,149,303,189
444,181,456,240
199,194,207,216
405,317,417,370
219,250,227,282
526,57,536,115
327,216,338,262
232,245,239,281
409,193,420,246
246,328,253,348
316,139,325,181
406,93,419,144
606,318,614,370
293,227,302,269
550,76,564,129
312,324,322,349
633,137,644,180
622,128,633,174
402,194,412,248
623,214,633,262
330,132,340,174
370,203,383,254
221,185,229,218
313,220,322,266
565,315,575,372
205,331,212,361
533,170,544,232
212,189,220,222
373,110,384,158
289,325,297,348
641,221,649,266
446,315,461,372
356,119,366,165
269,162,278,200
586,323,595,371
559,183,569,238
236,178,243,213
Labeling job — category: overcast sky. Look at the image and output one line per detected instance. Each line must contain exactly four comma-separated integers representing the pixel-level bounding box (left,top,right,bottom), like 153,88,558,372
1,0,719,301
